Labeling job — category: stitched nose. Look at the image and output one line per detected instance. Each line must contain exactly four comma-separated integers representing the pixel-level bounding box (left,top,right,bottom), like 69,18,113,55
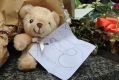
37,23,43,29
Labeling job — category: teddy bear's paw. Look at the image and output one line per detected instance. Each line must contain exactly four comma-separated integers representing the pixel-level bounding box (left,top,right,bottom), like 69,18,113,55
0,47,9,67
14,42,27,51
14,34,32,51
18,53,37,71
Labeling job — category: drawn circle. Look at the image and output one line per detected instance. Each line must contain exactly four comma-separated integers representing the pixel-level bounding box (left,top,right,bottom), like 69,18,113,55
58,48,84,68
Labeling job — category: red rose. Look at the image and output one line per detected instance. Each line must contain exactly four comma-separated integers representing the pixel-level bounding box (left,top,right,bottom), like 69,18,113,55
96,17,119,33
113,4,119,9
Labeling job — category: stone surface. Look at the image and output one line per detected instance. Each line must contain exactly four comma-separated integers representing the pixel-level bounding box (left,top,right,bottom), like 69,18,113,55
1,46,119,80
0,43,119,80
98,49,119,63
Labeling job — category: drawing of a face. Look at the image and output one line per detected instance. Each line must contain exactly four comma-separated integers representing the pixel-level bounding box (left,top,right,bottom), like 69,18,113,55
42,39,85,69
58,48,83,68
56,42,90,68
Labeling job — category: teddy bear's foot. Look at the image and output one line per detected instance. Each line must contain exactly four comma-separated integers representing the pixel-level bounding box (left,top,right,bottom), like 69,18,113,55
0,47,9,67
18,52,37,71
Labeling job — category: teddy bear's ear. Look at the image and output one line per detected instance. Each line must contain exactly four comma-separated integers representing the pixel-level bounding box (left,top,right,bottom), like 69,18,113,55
19,5,33,18
51,11,60,25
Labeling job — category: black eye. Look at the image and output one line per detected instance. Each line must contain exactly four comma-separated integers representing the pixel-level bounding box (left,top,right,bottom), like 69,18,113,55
49,22,51,25
29,19,33,23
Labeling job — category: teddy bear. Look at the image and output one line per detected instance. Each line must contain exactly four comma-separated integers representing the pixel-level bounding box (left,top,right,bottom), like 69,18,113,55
13,4,60,71
0,12,17,67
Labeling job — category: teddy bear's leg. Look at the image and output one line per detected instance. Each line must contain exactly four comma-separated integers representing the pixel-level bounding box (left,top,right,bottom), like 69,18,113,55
18,51,37,71
0,47,9,67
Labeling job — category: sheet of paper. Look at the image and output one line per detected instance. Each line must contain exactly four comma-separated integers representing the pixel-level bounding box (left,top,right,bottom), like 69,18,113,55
75,8,94,20
29,23,96,80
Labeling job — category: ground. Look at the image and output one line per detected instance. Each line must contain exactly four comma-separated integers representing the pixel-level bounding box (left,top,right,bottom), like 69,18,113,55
0,43,119,80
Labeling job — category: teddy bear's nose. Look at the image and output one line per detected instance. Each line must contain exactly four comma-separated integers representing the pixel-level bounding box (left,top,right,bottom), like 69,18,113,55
37,23,43,29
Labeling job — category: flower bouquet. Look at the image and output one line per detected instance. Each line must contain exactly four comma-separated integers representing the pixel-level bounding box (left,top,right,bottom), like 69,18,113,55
72,0,119,54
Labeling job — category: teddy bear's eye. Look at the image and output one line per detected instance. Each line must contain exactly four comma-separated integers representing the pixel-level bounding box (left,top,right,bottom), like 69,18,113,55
29,19,33,23
49,22,51,26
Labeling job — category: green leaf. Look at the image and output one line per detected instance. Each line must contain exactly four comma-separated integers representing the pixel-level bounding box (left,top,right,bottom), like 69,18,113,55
75,0,81,8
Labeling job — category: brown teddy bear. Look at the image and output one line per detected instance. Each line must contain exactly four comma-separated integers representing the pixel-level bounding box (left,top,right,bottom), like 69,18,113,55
0,13,17,67
14,4,60,71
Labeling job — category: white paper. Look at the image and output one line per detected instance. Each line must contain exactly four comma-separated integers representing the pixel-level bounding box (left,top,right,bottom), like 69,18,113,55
29,23,96,80
75,8,94,19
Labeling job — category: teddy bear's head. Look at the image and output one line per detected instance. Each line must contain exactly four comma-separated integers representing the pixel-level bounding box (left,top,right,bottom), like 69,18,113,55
20,5,60,38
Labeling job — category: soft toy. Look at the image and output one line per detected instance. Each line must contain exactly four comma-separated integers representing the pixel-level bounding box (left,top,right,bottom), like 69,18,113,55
0,13,17,67
14,5,60,71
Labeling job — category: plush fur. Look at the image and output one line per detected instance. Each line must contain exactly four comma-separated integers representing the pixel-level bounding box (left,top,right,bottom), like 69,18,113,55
14,4,60,71
0,13,17,67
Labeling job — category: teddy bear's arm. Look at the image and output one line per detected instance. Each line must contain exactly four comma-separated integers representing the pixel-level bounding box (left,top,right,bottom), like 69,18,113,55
14,33,32,51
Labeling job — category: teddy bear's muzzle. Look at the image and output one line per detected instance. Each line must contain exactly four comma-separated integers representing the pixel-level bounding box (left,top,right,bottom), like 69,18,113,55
37,23,43,29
